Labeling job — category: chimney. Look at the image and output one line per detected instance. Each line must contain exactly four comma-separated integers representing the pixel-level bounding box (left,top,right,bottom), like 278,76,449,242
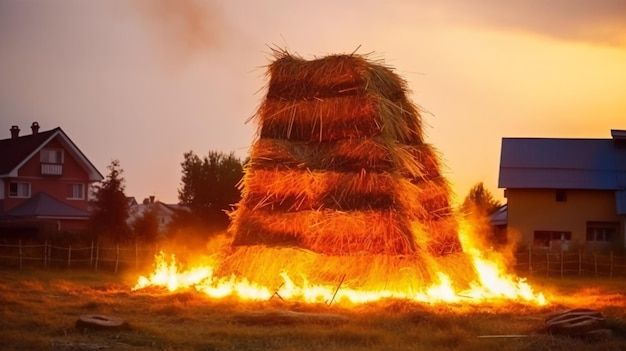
31,122,40,135
10,126,20,139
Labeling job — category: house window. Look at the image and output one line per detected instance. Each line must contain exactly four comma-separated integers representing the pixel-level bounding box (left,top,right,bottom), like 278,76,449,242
66,183,85,200
533,230,571,248
586,222,618,242
9,182,31,198
555,189,567,202
41,149,63,164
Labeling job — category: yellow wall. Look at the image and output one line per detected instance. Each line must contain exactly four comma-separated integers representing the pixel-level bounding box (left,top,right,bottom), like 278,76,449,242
506,189,624,251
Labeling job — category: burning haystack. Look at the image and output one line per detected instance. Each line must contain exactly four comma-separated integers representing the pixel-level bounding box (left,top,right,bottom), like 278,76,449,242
221,49,474,291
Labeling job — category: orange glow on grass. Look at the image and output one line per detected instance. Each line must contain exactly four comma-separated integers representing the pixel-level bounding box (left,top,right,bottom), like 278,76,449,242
133,220,547,306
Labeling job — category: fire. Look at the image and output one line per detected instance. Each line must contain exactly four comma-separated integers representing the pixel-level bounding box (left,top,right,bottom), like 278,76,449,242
132,221,547,306
133,52,550,306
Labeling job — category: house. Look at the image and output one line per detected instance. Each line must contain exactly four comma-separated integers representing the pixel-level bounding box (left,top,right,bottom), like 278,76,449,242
489,204,508,243
0,122,103,240
498,129,626,252
127,196,187,238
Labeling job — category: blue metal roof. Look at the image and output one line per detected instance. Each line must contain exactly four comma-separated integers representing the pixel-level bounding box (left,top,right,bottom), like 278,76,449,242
490,204,507,226
499,137,626,190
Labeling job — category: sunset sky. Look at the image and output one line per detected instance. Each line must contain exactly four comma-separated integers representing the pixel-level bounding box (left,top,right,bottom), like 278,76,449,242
1,0,625,205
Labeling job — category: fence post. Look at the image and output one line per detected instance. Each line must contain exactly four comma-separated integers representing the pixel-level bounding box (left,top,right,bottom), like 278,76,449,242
19,240,23,270
94,243,99,271
546,251,549,277
610,251,614,279
579,249,582,276
114,244,120,273
90,241,94,267
43,240,47,268
594,251,598,277
560,246,564,278
528,246,532,275
47,241,52,269
68,245,72,268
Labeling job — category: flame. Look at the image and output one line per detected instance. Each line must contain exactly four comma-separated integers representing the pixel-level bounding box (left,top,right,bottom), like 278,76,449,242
133,221,547,306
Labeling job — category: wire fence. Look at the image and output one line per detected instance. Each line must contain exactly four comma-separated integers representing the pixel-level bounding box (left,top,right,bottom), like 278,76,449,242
1,241,626,279
513,248,626,278
0,241,159,272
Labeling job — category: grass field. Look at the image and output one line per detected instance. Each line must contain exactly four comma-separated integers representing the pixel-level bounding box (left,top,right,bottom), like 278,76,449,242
1,268,625,351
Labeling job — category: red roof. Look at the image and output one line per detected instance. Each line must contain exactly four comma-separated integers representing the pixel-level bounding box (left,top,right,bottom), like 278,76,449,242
0,126,103,180
0,127,59,175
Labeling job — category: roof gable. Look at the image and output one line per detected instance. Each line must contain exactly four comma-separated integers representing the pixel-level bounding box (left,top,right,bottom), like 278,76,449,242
0,127,103,181
0,128,58,175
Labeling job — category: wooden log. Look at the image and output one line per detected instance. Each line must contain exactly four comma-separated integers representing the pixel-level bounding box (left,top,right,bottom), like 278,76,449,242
75,314,130,332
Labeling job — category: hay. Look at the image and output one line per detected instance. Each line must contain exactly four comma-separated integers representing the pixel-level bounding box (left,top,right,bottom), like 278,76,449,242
265,50,408,101
412,216,463,256
395,143,443,180
256,94,423,143
231,207,416,255
259,94,380,141
240,168,399,212
217,246,476,293
250,138,393,171
238,167,454,223
226,50,468,290
249,138,442,179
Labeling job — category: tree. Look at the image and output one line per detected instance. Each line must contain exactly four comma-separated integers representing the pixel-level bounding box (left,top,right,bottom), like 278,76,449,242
89,159,131,243
461,182,502,217
175,150,244,232
130,206,159,244
460,182,504,247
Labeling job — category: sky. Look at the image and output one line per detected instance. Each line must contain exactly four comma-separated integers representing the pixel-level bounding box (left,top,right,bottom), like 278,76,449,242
1,0,625,205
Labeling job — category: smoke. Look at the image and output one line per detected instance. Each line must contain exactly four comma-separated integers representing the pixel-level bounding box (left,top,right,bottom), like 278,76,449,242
129,0,225,65
437,0,626,47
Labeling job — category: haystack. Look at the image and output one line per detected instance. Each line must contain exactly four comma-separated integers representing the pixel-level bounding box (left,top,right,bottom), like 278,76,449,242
222,49,470,291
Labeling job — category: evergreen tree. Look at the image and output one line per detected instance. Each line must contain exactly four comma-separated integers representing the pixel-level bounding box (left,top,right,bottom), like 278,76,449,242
89,159,131,243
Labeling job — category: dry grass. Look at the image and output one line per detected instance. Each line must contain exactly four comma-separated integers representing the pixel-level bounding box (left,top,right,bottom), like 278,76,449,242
1,268,626,350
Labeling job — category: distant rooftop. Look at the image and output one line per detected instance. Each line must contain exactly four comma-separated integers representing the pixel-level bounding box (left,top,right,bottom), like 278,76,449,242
611,129,626,140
